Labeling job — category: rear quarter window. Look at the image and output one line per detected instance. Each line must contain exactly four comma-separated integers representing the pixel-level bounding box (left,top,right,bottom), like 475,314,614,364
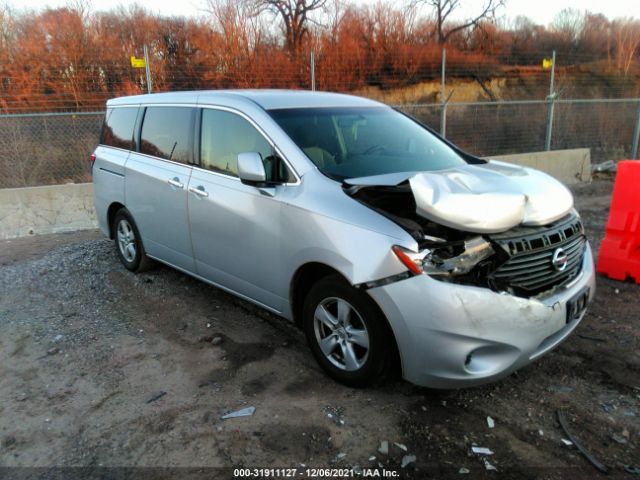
140,106,195,164
100,107,139,150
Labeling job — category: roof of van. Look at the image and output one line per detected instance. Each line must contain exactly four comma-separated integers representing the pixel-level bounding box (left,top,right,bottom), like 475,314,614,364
106,89,384,110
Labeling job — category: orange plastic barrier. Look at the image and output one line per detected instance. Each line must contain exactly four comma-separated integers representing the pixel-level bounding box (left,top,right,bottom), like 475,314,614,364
596,160,640,283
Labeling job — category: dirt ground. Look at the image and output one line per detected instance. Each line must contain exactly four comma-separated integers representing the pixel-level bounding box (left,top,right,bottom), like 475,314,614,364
0,176,638,479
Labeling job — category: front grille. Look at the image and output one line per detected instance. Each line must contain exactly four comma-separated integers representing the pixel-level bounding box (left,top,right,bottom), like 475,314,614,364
487,214,586,296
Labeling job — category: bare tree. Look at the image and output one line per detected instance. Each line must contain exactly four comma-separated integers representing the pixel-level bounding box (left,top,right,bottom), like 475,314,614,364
250,0,327,54
66,0,92,22
579,14,611,65
613,18,640,75
550,8,584,41
549,7,584,54
413,0,505,44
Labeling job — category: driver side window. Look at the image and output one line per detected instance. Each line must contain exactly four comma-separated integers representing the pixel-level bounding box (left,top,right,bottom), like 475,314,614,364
200,109,290,182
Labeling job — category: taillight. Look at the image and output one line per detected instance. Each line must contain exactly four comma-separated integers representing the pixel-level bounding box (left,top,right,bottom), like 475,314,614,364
90,153,96,167
391,246,423,275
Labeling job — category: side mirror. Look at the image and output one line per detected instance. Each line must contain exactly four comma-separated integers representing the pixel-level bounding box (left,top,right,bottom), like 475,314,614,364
237,152,266,185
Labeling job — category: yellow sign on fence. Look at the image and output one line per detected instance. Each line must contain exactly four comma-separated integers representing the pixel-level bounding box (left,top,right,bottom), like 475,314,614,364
542,58,553,69
130,56,146,68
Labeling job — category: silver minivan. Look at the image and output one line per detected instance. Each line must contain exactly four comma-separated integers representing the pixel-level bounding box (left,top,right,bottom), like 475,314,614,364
92,90,595,388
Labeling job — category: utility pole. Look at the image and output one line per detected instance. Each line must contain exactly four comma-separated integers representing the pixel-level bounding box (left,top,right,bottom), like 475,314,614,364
144,45,152,94
440,48,447,137
632,100,640,159
310,51,316,91
544,50,556,151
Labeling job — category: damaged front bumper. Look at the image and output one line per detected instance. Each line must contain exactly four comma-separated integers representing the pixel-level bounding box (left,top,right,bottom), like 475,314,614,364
367,242,596,388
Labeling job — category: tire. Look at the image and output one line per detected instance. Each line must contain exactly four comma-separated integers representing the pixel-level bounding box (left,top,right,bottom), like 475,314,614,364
302,274,392,387
112,208,154,272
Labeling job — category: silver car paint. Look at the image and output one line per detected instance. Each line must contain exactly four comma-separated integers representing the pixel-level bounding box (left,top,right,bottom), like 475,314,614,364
94,90,594,388
368,244,595,388
125,152,195,271
187,164,287,311
346,160,574,233
94,145,129,234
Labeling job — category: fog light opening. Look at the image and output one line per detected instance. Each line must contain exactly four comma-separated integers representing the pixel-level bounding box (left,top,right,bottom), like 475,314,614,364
463,344,520,376
464,350,495,375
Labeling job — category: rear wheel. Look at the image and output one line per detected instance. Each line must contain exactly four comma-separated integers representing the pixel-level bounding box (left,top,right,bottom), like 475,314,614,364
113,209,154,272
303,275,392,387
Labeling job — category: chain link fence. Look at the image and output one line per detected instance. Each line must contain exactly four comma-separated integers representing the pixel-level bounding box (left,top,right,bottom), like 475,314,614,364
0,112,102,189
0,99,639,189
405,99,640,160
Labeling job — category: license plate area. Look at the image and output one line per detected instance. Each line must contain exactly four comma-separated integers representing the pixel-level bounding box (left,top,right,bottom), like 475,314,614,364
566,287,590,323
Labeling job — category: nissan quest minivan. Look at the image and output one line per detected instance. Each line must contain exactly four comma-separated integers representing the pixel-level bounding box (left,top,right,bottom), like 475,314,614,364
92,90,595,388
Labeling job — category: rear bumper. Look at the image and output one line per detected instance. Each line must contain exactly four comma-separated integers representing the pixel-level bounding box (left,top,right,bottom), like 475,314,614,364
367,242,596,388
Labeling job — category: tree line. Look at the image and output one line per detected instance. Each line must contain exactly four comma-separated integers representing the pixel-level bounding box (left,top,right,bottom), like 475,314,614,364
0,0,638,112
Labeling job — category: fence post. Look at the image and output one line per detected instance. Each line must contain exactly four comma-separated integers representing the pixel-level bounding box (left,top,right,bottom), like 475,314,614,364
632,99,640,159
544,50,556,151
310,51,316,91
143,44,152,94
440,48,447,137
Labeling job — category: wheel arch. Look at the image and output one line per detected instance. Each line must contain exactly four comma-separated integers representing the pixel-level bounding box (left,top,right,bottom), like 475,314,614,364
290,262,344,327
107,202,126,239
290,262,402,380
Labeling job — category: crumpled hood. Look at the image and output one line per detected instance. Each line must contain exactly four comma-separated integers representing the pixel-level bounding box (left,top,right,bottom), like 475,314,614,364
345,161,574,233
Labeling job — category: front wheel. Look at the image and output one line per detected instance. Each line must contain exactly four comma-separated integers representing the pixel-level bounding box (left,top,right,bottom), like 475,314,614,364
302,275,393,387
113,209,154,272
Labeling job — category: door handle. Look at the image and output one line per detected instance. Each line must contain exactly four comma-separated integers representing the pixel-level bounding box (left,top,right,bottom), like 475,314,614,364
188,186,209,197
168,178,184,189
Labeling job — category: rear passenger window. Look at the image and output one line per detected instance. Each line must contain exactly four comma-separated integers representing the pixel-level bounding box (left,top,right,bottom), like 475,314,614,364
140,107,194,164
200,109,289,182
101,107,138,150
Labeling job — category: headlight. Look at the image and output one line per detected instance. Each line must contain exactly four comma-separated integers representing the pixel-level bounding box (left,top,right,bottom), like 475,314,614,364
392,237,494,276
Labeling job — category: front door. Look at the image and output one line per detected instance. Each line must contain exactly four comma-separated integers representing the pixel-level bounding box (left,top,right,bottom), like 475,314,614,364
187,108,291,311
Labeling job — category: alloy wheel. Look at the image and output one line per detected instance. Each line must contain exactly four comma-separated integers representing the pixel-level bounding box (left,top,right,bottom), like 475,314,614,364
117,218,137,263
313,297,370,371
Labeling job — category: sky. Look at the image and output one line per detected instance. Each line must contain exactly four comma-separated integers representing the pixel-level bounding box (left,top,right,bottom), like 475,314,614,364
3,0,637,27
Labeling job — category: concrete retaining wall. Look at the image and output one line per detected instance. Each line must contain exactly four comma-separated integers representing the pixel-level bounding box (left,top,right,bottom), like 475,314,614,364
0,148,591,239
486,148,591,185
0,183,97,240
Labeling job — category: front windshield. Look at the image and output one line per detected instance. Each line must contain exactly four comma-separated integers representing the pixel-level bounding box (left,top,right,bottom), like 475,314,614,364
268,106,466,180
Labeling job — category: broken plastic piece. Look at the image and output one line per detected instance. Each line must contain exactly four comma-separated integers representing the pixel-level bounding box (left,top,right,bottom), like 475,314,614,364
401,454,416,468
221,406,256,419
556,410,608,474
610,433,628,445
423,236,494,276
394,442,408,451
378,441,389,455
471,446,494,456
483,458,497,471
487,416,495,428
549,385,575,393
332,452,346,462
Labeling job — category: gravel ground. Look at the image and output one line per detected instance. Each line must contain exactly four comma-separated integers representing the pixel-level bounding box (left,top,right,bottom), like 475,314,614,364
0,176,638,479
